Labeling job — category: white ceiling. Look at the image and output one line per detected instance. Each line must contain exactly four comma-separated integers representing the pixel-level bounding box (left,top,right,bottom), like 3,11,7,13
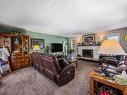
0,0,127,37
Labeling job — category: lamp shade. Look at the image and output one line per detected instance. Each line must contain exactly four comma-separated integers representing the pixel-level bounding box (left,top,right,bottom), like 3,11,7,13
33,45,40,52
98,40,126,55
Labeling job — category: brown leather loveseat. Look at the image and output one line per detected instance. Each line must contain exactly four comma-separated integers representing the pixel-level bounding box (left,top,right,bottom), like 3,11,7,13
31,52,75,86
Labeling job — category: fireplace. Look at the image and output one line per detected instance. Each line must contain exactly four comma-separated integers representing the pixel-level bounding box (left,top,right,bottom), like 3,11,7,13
82,49,93,58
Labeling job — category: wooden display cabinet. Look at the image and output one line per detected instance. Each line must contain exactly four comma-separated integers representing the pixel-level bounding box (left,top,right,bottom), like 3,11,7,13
0,33,30,71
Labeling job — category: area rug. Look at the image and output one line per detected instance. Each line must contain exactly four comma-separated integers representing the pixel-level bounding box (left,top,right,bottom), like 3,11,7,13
0,60,97,95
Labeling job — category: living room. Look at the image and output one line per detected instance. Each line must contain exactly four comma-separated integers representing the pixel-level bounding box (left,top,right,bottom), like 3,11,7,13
0,0,127,95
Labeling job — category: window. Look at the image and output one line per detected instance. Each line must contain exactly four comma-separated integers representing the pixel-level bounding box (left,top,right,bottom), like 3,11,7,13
70,40,76,49
107,34,119,40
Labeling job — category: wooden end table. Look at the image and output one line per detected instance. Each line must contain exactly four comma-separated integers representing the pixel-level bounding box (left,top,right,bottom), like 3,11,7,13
89,71,127,95
65,58,78,68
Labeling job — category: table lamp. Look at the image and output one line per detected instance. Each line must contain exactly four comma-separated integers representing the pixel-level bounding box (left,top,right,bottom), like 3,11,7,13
33,45,40,52
98,40,126,55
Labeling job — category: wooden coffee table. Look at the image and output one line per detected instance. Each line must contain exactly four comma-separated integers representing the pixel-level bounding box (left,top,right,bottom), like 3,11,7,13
65,58,78,68
89,71,127,95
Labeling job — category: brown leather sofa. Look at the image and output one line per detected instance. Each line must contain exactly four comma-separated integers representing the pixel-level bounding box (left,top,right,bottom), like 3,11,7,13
31,52,75,86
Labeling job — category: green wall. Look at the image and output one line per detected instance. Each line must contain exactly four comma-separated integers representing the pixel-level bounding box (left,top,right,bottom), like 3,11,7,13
0,25,69,55
24,31,69,54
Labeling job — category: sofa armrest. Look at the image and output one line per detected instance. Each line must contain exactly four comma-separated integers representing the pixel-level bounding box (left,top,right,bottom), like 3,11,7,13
61,64,75,73
58,58,69,69
56,65,75,86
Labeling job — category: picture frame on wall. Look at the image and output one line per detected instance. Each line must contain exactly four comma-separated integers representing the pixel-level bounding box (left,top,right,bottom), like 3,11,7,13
82,34,95,45
31,38,45,49
124,34,127,41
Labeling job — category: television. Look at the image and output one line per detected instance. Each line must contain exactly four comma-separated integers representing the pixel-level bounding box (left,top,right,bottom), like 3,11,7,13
51,43,63,52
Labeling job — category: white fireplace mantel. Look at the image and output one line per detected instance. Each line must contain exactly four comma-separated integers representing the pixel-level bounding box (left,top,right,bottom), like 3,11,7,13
78,46,100,60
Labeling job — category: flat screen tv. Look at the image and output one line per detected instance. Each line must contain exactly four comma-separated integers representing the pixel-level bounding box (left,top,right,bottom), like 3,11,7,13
51,43,63,52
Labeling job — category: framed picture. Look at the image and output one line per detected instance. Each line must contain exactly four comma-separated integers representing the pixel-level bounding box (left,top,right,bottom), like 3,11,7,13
124,34,127,41
31,38,45,49
82,34,95,44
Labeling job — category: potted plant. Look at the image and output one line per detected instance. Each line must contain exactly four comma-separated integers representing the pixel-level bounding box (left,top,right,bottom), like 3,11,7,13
67,48,75,59
67,48,74,54
44,46,49,55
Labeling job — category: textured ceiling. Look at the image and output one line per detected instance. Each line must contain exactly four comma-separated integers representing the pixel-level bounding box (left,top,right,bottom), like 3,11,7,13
0,0,127,37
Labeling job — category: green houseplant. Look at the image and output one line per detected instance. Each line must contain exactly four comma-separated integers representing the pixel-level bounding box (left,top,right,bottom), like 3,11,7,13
67,48,75,59
44,46,49,55
67,48,74,54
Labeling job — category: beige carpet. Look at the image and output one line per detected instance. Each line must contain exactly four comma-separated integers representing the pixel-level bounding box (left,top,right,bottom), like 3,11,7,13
0,60,98,95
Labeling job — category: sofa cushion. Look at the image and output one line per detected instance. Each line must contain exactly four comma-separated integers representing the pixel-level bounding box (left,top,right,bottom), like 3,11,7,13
31,52,43,65
43,68,56,83
42,55,61,74
104,58,119,67
58,59,68,69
